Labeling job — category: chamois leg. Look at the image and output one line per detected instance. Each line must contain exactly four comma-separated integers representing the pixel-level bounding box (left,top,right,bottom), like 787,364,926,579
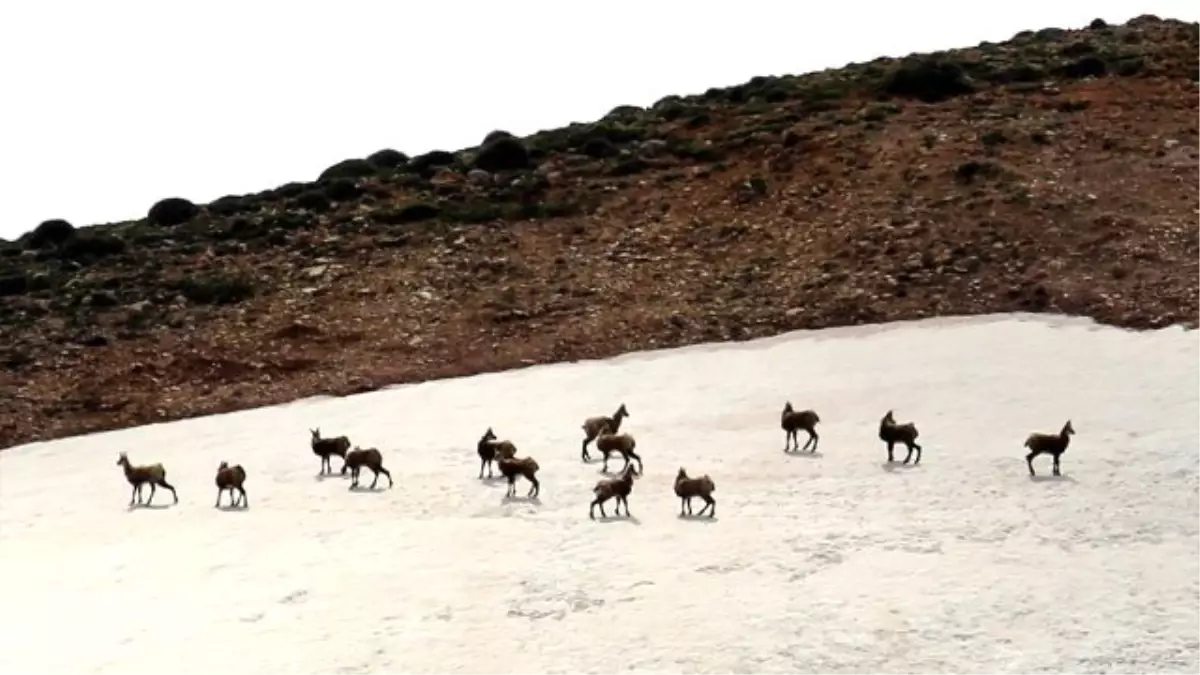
215,487,224,508
505,475,517,497
158,479,178,504
130,484,140,507
902,444,914,464
527,474,540,498
619,495,631,518
581,437,592,462
886,441,896,463
145,483,158,506
679,496,688,516
1026,451,1039,477
1052,453,1061,477
478,457,486,479
911,442,922,465
590,498,606,520
702,494,716,517
804,429,819,452
349,467,360,489
238,486,248,507
630,451,644,474
784,429,794,452
371,467,393,490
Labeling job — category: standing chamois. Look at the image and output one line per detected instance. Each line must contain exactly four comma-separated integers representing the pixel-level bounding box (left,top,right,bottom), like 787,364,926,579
214,461,248,508
595,423,643,474
496,454,541,499
589,464,639,519
477,427,517,479
116,452,178,507
1024,420,1075,477
781,402,821,452
581,403,629,462
310,428,351,475
674,467,716,517
879,409,922,464
342,446,394,490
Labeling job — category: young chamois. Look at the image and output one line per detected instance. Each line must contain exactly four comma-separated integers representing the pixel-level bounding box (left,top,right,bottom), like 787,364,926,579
581,403,629,462
589,464,639,519
781,402,821,452
595,422,643,474
214,461,248,508
674,467,716,517
1024,420,1075,477
477,427,518,479
879,409,922,464
341,446,393,490
496,453,541,499
310,428,351,475
116,452,178,507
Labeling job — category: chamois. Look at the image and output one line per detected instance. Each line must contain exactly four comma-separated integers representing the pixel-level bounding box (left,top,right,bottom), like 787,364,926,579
496,454,541,499
595,424,643,474
214,461,248,508
879,409,922,464
477,427,517,479
310,428,351,475
674,467,716,517
581,403,629,461
781,402,821,452
1024,420,1075,477
116,452,178,507
590,464,639,519
342,446,393,490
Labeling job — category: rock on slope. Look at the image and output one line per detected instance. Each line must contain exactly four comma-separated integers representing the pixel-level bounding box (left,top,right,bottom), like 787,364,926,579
0,15,1196,449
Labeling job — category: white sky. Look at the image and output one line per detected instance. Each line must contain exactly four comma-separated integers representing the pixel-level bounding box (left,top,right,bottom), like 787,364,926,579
1,0,1196,240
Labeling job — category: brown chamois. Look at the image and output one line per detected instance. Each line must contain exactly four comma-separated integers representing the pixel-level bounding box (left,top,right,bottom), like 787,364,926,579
581,403,629,461
590,464,639,519
341,446,393,490
214,461,248,508
1024,420,1075,477
496,454,541,499
116,452,178,507
781,402,821,452
674,467,716,517
310,428,351,475
879,409,922,464
595,423,643,474
477,427,518,479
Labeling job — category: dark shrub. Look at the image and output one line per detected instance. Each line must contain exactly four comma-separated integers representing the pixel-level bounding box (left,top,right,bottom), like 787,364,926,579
177,275,255,305
60,233,127,261
27,219,75,248
209,194,253,216
483,130,514,144
0,273,28,297
880,57,975,103
148,197,199,226
582,137,618,158
407,150,457,175
377,203,440,225
1055,56,1107,79
323,178,363,202
367,148,408,169
1088,18,1108,29
319,158,377,181
294,190,331,212
473,137,531,172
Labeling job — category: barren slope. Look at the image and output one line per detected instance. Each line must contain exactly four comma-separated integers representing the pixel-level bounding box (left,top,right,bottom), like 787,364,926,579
0,15,1196,448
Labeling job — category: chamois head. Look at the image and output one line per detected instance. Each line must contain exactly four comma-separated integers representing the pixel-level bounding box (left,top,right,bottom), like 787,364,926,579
882,410,895,425
1062,420,1075,436
310,428,321,442
676,467,688,481
116,452,129,466
218,460,230,471
617,403,629,417
783,401,794,413
483,427,497,442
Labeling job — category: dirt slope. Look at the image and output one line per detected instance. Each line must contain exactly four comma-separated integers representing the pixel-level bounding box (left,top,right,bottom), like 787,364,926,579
1,15,1196,449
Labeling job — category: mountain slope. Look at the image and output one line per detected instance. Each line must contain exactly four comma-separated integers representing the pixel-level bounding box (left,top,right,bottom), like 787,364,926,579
0,15,1196,448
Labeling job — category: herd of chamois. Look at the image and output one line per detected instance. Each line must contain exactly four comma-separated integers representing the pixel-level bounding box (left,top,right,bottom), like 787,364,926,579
112,402,1078,517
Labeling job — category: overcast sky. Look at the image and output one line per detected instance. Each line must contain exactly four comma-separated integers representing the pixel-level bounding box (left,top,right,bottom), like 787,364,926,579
1,0,1196,239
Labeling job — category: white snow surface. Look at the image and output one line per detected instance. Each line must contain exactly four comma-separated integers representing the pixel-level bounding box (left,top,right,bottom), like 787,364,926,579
1,313,1197,675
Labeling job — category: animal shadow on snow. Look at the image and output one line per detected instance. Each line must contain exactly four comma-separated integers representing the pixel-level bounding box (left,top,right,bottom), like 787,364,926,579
480,475,508,487
314,471,350,482
216,504,250,513
501,495,542,506
880,460,921,472
126,502,173,512
1029,473,1077,484
595,514,641,526
678,513,720,524
784,449,824,459
348,484,389,494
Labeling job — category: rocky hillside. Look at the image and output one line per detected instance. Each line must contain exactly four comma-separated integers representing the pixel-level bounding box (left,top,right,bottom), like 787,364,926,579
1,15,1196,449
